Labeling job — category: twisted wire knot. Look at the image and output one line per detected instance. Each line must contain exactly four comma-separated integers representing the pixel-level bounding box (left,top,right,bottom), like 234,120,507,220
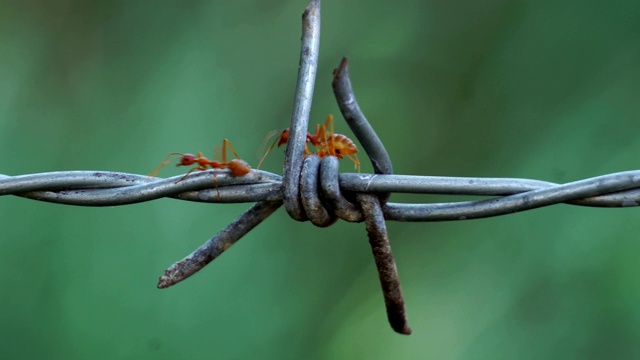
300,155,362,226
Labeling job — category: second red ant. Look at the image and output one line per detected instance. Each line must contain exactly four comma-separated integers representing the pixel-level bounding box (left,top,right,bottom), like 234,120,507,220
258,114,360,171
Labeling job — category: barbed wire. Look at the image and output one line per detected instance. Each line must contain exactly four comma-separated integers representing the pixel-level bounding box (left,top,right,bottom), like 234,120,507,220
2,169,639,215
4,0,638,336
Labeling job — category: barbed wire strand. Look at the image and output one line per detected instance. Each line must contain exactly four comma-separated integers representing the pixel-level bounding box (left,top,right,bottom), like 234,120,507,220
333,58,393,180
358,193,411,335
332,57,410,334
383,171,640,222
157,200,282,289
282,0,321,222
3,171,640,210
0,171,282,205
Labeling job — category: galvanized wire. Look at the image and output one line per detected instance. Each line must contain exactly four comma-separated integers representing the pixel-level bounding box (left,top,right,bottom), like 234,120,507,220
282,0,321,222
2,170,639,214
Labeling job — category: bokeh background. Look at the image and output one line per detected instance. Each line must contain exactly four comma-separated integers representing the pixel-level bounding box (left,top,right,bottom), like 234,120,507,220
2,1,640,359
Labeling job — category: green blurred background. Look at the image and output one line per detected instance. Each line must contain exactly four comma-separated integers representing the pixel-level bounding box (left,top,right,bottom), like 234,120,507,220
2,1,640,359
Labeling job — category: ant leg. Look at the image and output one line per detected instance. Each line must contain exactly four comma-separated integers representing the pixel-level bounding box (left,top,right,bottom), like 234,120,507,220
326,114,336,156
176,166,202,183
324,114,334,133
213,169,220,201
149,153,184,177
257,133,282,169
304,143,313,156
222,139,243,161
347,153,361,173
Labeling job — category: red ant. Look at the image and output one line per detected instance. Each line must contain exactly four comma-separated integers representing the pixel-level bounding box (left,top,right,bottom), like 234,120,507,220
151,139,251,185
257,115,360,171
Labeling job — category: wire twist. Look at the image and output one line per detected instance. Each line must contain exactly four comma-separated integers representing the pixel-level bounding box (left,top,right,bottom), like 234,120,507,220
3,170,639,211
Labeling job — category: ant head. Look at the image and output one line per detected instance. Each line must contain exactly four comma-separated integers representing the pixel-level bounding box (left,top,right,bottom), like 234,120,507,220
277,129,290,147
176,153,197,166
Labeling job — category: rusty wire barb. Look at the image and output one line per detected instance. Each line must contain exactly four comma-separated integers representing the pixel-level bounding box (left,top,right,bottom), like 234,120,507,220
3,0,640,336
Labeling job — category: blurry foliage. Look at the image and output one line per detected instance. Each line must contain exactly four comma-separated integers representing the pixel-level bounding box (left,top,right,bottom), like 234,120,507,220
1,1,640,359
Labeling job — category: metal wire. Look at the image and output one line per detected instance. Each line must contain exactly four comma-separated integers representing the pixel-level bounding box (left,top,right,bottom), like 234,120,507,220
332,57,409,331
282,0,321,222
158,199,283,289
3,170,639,213
0,171,282,205
358,192,411,335
333,58,393,176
